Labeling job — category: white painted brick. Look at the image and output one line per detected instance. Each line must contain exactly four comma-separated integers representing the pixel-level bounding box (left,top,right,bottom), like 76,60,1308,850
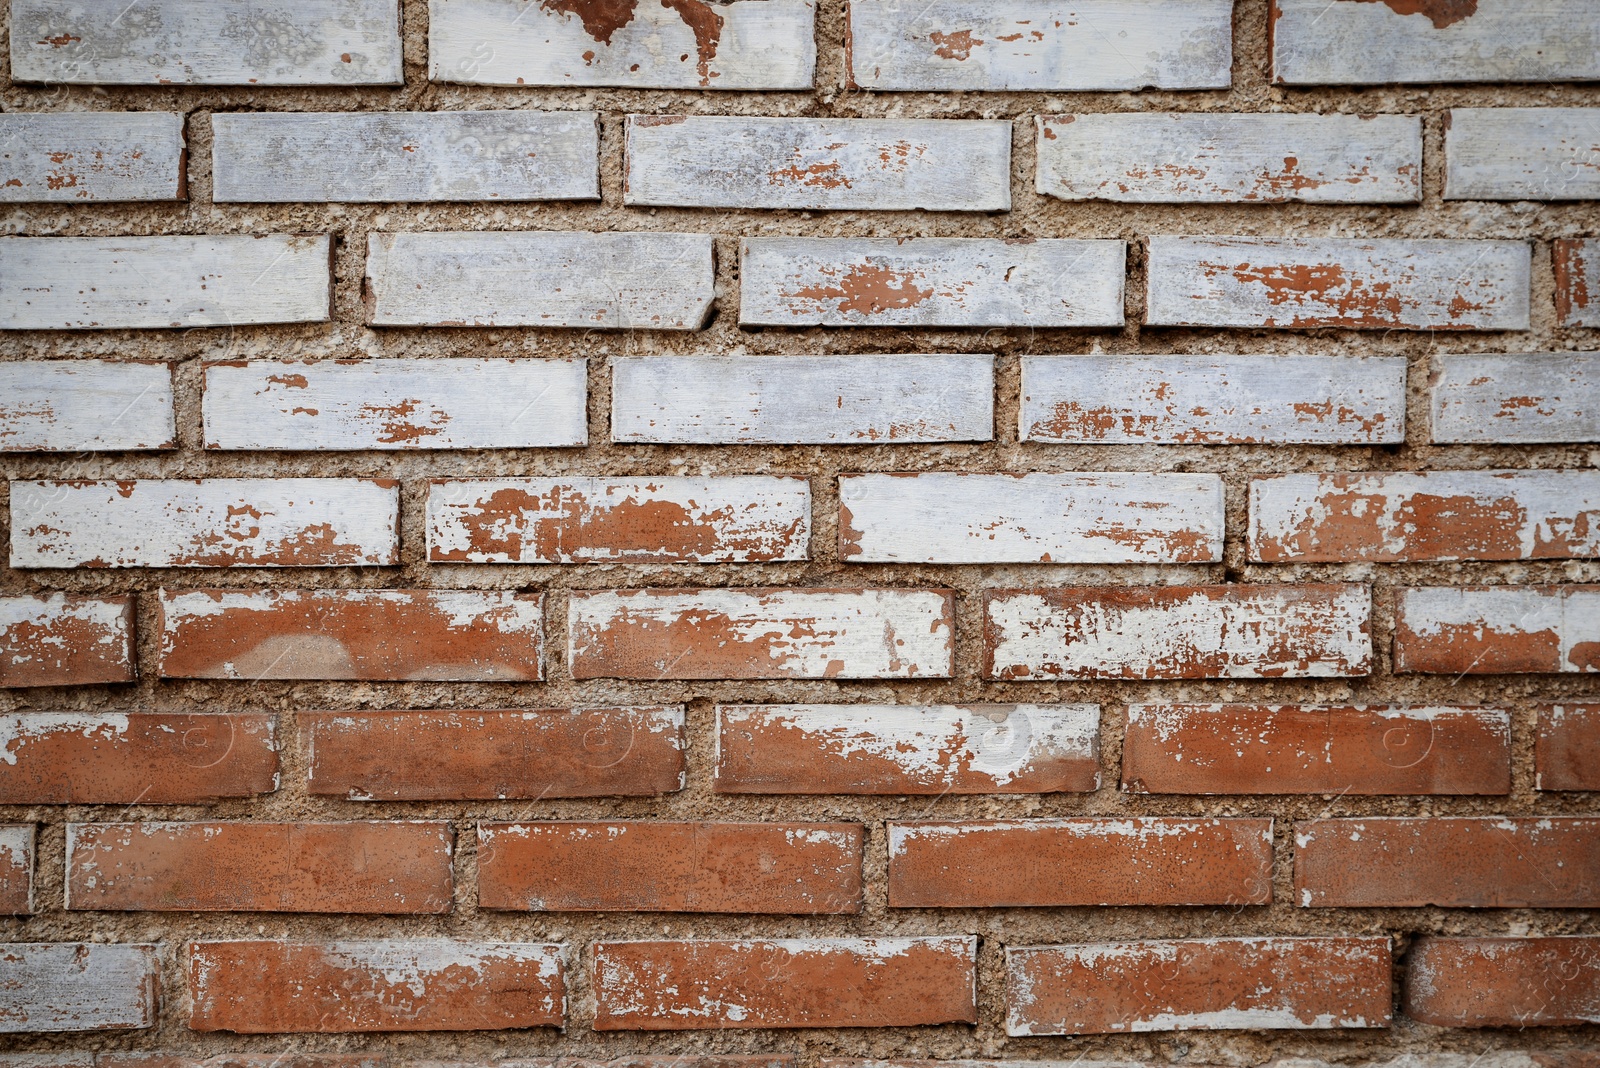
1431,353,1600,444
1145,236,1531,331
610,354,993,444
1395,585,1600,675
0,593,135,687
0,113,183,202
0,943,157,1032
365,231,714,329
1037,113,1421,204
839,473,1224,564
741,237,1125,327
429,0,815,88
847,0,1232,91
9,479,399,569
0,826,32,915
625,116,1009,211
9,0,401,85
0,236,331,330
203,358,587,451
213,111,599,203
0,361,175,452
1445,108,1600,201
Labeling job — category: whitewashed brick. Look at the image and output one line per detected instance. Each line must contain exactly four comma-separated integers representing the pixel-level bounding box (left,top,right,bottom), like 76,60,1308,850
1021,354,1406,445
10,479,398,569
741,237,1125,327
365,231,713,329
1145,237,1531,331
213,111,599,203
1557,238,1600,327
1037,113,1421,204
1431,353,1600,444
429,0,815,88
847,0,1232,91
610,354,993,444
0,593,136,687
1394,585,1600,675
0,826,32,915
625,116,1009,211
0,236,331,331
839,473,1224,564
1445,108,1600,201
0,943,157,1032
203,358,587,451
0,113,183,202
0,361,175,452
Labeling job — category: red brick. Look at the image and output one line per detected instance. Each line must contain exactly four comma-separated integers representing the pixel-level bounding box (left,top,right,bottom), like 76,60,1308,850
418,1061,790,1068
67,822,453,913
478,821,862,914
1556,238,1599,327
0,826,32,915
887,819,1273,908
1404,936,1600,1027
1394,585,1600,675
1,593,135,688
100,1059,385,1068
1537,704,1600,790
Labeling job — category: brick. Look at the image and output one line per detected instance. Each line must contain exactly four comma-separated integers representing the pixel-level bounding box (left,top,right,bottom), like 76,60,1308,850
427,477,810,563
0,943,157,1032
1445,108,1600,200
846,0,1232,91
0,712,278,804
1393,585,1600,675
610,354,994,444
477,821,862,913
1,593,135,688
1146,237,1531,331
1271,0,1600,86
418,1062,788,1068
591,937,976,1030
428,0,815,89
0,236,331,330
887,819,1272,908
740,237,1125,327
715,703,1101,795
1038,113,1421,204
625,116,1009,211
1431,353,1600,444
0,361,175,452
365,231,713,329
1005,937,1392,1036
1122,705,1511,796
1555,238,1600,327
0,113,183,202
203,358,587,450
569,588,953,680
0,827,32,915
839,1060,1591,1068
839,473,1223,564
213,111,599,203
1405,937,1600,1027
985,584,1371,680
9,0,402,85
67,821,453,913
1537,704,1600,790
1021,354,1407,445
100,1058,385,1068
1248,471,1600,563
1294,817,1600,907
10,478,399,569
156,588,544,681
188,940,563,1032
304,707,684,800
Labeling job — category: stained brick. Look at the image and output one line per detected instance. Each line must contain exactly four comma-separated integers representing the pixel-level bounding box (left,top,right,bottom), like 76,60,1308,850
1,593,136,688
1555,239,1600,327
0,943,158,1032
0,827,33,915
99,1058,385,1068
1536,705,1600,791
0,362,176,452
0,113,184,201
1393,585,1600,675
1404,937,1600,1027
1431,353,1600,444
1445,108,1600,200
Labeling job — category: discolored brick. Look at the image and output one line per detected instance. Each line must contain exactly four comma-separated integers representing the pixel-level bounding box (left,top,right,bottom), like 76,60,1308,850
1393,585,1600,675
1404,937,1600,1027
1,594,135,688
1536,705,1600,791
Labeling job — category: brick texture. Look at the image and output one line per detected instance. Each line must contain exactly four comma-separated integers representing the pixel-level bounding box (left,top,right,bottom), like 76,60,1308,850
1404,937,1600,1027
1536,704,1600,791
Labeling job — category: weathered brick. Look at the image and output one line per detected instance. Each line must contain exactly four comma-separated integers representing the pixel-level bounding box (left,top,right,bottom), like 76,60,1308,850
1122,705,1511,796
839,473,1223,564
10,478,399,569
365,231,713,329
188,940,564,1032
1445,108,1600,200
99,1058,385,1068
418,1061,787,1068
203,358,587,450
0,361,175,453
1022,354,1407,445
1537,704,1600,791
591,937,976,1030
1393,585,1600,675
304,707,684,800
1431,353,1600,444
1404,937,1600,1027
888,819,1272,908
0,113,183,201
985,584,1372,680
427,477,810,563
610,354,994,444
1555,238,1600,327
715,703,1101,795
1,593,135,688
477,821,862,913
0,827,33,915
569,588,953,680
156,588,544,681
740,237,1125,327
1294,817,1600,907
0,943,158,1032
1038,113,1421,204
1005,938,1392,1035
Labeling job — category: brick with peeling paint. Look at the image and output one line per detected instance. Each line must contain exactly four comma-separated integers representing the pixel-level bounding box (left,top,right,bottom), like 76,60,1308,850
1431,353,1600,444
0,113,183,202
740,237,1125,327
610,354,994,444
846,0,1232,91
1037,113,1421,204
1536,704,1600,791
1404,937,1600,1027
0,827,33,915
1021,354,1406,445
1145,237,1531,331
365,231,713,329
1394,585,1600,675
0,943,157,1032
418,1062,787,1068
427,477,810,563
99,1058,386,1068
0,593,135,688
0,361,175,452
1555,238,1600,326
1445,108,1600,201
